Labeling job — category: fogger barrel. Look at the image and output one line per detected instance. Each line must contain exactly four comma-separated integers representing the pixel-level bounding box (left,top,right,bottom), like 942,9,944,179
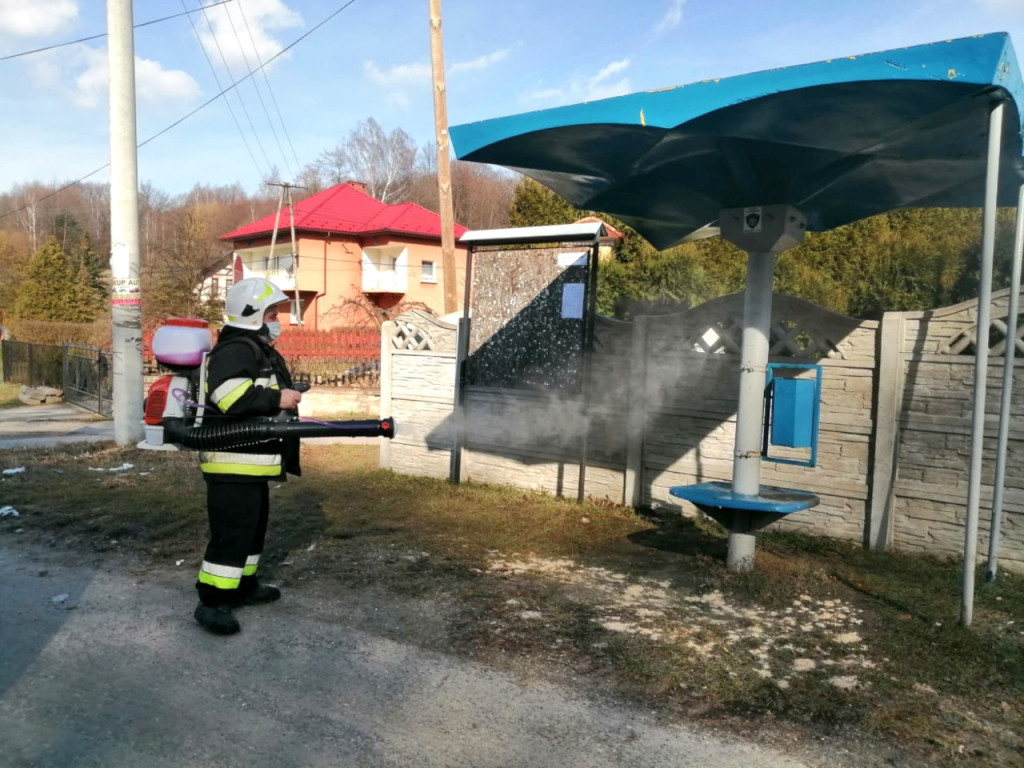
161,417,396,451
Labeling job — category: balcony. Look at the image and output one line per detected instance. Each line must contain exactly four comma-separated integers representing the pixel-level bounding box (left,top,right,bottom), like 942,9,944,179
361,245,407,293
362,270,406,293
234,245,297,291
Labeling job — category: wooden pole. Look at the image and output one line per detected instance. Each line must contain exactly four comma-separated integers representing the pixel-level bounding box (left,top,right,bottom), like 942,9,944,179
429,0,458,315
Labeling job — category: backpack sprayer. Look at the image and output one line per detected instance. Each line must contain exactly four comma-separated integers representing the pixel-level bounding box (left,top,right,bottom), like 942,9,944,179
139,317,395,452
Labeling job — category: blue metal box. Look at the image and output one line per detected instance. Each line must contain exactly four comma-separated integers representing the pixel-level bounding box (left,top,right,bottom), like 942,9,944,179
770,378,816,448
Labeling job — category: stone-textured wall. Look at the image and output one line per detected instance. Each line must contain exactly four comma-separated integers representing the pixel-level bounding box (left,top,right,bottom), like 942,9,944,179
888,294,1024,572
381,289,1024,574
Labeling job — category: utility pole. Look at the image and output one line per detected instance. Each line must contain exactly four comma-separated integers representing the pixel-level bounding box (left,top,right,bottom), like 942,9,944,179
107,0,144,445
429,0,458,315
266,182,306,325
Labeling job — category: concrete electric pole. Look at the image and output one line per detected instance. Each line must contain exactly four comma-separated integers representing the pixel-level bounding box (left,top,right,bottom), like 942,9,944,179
429,0,459,316
107,0,145,445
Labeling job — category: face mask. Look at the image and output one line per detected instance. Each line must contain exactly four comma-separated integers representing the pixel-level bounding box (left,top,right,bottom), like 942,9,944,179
265,321,282,341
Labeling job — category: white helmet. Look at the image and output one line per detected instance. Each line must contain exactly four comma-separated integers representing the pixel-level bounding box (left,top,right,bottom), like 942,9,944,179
223,278,289,331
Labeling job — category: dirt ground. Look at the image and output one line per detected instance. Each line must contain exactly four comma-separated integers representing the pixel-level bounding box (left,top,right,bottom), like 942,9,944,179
2,440,1021,767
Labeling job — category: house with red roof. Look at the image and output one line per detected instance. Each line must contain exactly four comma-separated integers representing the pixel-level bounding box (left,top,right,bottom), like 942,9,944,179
220,181,468,329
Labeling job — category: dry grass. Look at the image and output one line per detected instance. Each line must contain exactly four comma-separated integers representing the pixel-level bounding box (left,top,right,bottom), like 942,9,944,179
0,382,22,408
1,441,1022,767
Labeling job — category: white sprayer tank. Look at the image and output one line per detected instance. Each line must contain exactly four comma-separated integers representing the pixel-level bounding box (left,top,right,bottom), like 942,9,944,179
152,317,212,368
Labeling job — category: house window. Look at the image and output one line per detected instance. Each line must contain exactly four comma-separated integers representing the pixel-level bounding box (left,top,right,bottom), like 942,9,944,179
210,277,219,297
421,261,436,283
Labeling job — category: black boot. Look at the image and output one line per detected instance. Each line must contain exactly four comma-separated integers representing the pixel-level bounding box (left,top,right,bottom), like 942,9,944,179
237,584,281,606
194,602,240,635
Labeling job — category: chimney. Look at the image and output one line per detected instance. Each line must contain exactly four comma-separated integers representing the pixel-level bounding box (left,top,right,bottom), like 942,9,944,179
346,180,367,194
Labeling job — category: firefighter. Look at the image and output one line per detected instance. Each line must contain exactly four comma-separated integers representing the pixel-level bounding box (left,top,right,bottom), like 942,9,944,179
193,277,304,635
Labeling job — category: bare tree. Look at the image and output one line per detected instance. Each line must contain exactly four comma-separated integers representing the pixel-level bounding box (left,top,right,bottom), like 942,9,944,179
316,118,418,203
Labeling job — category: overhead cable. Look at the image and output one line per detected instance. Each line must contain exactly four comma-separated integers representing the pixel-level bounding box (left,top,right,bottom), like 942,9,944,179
236,0,303,172
0,0,236,61
0,0,360,221
196,1,276,177
181,0,269,184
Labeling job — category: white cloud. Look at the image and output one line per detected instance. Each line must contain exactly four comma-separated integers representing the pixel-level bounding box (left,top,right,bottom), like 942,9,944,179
653,0,687,37
0,0,77,37
69,47,200,109
364,50,508,109
135,58,202,105
365,60,432,88
523,59,632,106
364,60,431,107
975,0,1024,15
196,0,303,76
71,47,108,108
451,48,511,73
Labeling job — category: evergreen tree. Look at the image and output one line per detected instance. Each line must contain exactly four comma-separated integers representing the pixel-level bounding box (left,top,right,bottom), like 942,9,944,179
12,236,103,321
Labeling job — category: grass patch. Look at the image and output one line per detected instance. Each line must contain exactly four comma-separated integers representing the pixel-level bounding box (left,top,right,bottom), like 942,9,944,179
1,442,1022,766
0,381,23,408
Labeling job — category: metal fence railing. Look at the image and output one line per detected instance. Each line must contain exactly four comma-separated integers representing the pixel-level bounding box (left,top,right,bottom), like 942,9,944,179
1,340,63,389
63,344,113,417
1,341,112,416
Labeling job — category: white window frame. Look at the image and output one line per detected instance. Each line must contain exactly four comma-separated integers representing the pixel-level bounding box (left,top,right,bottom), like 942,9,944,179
421,260,436,283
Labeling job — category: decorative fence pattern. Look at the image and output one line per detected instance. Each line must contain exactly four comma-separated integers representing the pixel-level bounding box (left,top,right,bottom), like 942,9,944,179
380,288,1024,574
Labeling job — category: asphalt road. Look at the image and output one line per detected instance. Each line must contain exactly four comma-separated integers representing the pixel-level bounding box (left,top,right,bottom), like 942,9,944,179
0,543,820,768
0,404,115,450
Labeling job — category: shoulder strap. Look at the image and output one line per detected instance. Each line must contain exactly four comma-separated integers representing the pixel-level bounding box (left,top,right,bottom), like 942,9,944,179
210,334,265,361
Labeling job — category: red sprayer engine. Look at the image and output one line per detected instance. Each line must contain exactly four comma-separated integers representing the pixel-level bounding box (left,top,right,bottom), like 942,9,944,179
139,317,395,451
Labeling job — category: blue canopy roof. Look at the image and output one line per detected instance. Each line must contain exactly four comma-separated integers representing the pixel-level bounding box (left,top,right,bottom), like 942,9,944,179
451,33,1024,250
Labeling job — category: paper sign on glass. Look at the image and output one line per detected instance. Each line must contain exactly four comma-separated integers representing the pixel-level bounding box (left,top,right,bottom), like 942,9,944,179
557,251,587,267
561,283,585,319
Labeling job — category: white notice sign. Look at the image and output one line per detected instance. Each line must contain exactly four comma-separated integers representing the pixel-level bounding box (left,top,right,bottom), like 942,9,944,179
557,251,587,267
561,283,585,319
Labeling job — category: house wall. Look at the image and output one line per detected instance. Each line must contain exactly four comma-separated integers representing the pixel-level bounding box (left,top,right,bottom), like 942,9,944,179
230,232,467,330
380,289,1024,575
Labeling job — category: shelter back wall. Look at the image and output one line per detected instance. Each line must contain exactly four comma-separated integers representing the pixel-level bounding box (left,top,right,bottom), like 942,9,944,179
380,289,1024,574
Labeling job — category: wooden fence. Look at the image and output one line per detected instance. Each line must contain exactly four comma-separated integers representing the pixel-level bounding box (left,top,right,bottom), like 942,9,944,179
142,326,381,386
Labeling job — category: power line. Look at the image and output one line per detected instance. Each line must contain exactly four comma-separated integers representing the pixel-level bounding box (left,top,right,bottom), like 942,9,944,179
0,0,361,221
221,2,295,180
196,1,275,176
236,0,303,172
0,0,236,62
180,0,269,184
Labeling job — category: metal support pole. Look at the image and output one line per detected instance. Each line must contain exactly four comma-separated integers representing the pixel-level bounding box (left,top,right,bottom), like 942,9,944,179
961,100,1004,627
732,251,775,496
576,241,600,504
729,250,775,572
986,182,1024,582
107,0,144,445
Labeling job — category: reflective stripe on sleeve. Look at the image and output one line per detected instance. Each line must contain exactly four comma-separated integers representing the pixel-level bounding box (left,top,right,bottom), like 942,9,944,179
210,377,253,412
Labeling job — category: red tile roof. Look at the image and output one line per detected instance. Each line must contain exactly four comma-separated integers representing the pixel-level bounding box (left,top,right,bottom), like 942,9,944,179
221,182,467,241
575,216,625,240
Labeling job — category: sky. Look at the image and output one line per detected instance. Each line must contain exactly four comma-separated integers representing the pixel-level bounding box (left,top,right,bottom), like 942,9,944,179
1,0,1024,199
